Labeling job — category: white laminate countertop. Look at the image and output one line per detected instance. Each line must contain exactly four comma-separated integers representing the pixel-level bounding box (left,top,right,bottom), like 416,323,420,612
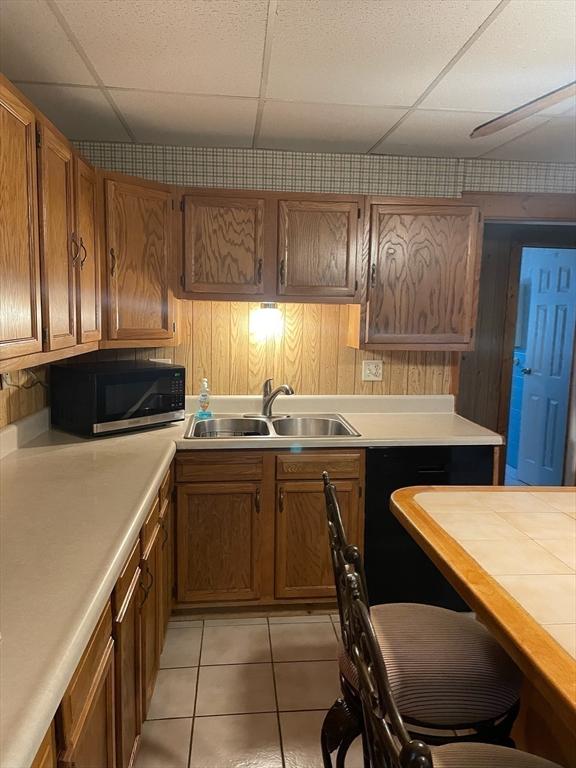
0,395,502,768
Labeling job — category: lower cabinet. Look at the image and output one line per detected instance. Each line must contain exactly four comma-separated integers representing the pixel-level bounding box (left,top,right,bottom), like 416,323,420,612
174,449,365,607
31,723,57,768
140,500,161,719
58,604,116,768
275,480,360,599
158,468,174,648
176,481,262,603
112,540,142,768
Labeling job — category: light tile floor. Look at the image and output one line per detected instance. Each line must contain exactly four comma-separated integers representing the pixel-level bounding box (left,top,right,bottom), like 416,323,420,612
135,613,365,768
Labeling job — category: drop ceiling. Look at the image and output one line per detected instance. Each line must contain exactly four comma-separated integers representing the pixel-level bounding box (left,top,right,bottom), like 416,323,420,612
1,0,575,161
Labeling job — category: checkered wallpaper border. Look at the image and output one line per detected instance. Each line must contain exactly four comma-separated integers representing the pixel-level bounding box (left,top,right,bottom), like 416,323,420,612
73,142,576,196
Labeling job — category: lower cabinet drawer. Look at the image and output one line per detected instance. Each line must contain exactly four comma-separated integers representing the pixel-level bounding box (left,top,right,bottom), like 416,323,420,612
276,451,362,480
176,451,264,482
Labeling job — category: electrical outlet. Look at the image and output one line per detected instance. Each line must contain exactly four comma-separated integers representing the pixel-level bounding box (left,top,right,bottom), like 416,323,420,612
362,360,383,381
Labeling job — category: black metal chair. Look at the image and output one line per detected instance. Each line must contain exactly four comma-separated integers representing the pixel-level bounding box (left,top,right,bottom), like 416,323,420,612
321,472,523,768
345,566,563,768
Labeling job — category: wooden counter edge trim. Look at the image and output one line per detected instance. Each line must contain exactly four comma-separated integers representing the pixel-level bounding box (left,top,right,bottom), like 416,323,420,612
389,486,576,733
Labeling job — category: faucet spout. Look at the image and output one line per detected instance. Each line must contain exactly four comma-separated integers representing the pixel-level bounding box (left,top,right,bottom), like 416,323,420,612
261,382,294,418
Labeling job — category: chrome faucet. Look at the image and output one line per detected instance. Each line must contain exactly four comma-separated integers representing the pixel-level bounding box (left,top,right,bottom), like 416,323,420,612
261,378,294,418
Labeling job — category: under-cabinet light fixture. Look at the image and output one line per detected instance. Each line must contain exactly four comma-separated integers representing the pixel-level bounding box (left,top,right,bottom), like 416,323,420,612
249,302,284,342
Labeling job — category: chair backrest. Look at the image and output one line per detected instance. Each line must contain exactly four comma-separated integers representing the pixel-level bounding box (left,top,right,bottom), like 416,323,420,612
345,568,434,768
322,472,370,657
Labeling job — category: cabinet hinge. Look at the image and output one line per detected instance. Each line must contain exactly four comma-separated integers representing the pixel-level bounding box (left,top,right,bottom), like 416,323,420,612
359,486,363,498
180,274,185,288
171,199,175,210
35,127,41,148
172,321,176,332
180,199,184,212
41,327,48,344
357,207,361,219
354,279,358,292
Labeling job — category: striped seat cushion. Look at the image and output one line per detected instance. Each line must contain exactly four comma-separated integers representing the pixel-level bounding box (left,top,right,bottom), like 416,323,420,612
339,603,522,727
431,742,563,767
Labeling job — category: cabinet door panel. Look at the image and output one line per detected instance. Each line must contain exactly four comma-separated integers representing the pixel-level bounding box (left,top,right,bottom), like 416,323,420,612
177,483,261,602
275,480,359,599
59,639,116,768
75,157,101,343
140,526,160,719
278,200,358,298
0,83,42,360
113,542,142,768
38,124,76,350
184,196,265,295
105,180,173,340
367,205,479,346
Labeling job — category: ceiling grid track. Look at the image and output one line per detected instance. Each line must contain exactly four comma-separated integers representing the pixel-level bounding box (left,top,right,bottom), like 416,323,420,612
367,0,512,154
46,0,137,142
252,0,278,149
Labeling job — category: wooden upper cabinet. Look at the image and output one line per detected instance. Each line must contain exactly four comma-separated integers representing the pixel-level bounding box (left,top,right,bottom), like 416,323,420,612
105,179,174,341
364,204,481,349
37,123,77,351
74,157,101,343
0,80,42,360
275,480,360,599
176,482,262,603
183,196,266,295
277,199,359,299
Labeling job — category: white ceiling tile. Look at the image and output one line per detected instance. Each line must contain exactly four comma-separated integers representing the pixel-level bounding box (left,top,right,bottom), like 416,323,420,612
17,84,131,141
258,101,407,152
56,0,268,96
422,0,576,112
374,109,549,158
266,0,500,106
0,0,96,85
483,118,576,163
112,90,257,147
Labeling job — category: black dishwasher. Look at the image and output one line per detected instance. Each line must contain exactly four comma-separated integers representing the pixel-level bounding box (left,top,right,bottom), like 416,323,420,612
364,445,494,611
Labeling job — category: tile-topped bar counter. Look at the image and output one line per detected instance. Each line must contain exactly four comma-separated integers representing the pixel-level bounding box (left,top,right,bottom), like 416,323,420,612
391,486,576,767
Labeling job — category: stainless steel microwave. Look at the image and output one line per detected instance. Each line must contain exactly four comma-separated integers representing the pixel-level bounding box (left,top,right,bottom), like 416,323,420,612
50,361,186,436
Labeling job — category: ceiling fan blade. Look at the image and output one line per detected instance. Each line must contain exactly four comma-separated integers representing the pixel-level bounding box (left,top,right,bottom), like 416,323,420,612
470,81,576,139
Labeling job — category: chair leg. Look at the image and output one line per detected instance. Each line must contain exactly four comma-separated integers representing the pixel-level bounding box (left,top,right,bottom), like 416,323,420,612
321,698,361,768
336,728,360,768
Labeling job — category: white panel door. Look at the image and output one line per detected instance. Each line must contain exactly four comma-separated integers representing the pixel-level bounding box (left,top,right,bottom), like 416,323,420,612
517,248,576,485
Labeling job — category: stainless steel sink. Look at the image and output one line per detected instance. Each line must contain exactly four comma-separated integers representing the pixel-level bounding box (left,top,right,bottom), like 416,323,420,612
272,416,358,437
187,417,271,438
184,413,359,439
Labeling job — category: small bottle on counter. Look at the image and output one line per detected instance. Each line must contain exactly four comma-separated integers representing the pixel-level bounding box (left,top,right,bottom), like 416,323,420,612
196,377,213,419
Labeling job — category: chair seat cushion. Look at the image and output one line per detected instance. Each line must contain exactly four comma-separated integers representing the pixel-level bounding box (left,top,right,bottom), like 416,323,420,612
431,742,562,767
338,602,522,727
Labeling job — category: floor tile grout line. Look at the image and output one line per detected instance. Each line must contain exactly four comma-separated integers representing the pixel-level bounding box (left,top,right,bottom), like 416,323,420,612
267,618,287,768
146,706,331,723
187,619,205,768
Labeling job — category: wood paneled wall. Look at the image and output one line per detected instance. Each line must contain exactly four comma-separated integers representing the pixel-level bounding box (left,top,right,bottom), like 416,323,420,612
0,368,47,429
170,301,453,396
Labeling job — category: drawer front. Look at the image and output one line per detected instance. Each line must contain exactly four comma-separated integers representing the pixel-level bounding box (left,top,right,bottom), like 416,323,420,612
113,539,141,618
141,496,161,555
176,451,264,482
276,451,362,480
60,602,113,746
159,464,173,504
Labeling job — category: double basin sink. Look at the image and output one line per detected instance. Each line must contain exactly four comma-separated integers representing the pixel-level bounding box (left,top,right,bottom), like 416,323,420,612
184,413,360,439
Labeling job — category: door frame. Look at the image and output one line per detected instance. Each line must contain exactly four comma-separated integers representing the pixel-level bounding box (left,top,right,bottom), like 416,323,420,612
499,241,576,484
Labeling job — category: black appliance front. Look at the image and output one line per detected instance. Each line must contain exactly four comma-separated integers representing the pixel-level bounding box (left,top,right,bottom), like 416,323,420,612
364,445,494,611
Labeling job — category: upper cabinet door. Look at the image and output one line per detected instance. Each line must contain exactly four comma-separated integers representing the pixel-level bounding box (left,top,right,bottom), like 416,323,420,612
0,82,42,360
366,205,480,348
74,157,101,343
105,179,174,340
37,123,77,351
183,196,266,295
277,200,359,299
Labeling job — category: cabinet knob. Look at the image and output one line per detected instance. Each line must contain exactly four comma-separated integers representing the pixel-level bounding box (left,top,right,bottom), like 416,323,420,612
110,248,117,277
256,258,263,284
71,233,80,265
79,237,88,269
279,487,285,513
